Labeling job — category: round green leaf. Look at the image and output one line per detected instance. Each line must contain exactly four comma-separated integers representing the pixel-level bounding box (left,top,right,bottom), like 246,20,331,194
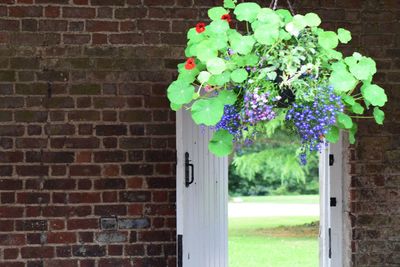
338,28,352,44
206,58,226,75
195,41,218,62
329,68,358,92
224,0,236,9
167,81,194,105
343,95,355,106
373,107,384,125
208,20,230,35
326,126,339,143
351,102,364,115
337,113,353,129
276,9,293,23
234,2,261,22
191,98,224,126
361,84,387,107
318,31,339,49
349,124,357,144
304,13,321,27
257,8,281,26
230,34,255,55
197,71,211,84
254,24,280,45
208,7,228,20
230,68,248,83
187,28,206,44
217,90,237,105
170,103,182,111
208,71,231,86
209,34,228,50
208,129,234,157
348,57,377,81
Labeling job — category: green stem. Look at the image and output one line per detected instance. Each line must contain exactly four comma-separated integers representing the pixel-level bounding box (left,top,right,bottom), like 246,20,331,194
350,116,373,119
246,22,250,34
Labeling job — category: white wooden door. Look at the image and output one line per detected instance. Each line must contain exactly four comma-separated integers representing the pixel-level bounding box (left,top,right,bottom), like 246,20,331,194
176,109,229,267
319,135,344,267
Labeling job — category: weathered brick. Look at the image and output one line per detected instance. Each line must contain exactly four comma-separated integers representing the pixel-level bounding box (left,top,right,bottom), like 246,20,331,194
96,231,127,243
70,165,100,176
15,111,47,122
67,219,98,230
94,151,126,162
72,245,106,257
62,7,95,18
94,205,126,216
122,164,153,175
9,6,42,17
21,246,54,259
94,178,125,189
15,220,47,231
118,218,150,229
119,191,151,202
95,125,127,136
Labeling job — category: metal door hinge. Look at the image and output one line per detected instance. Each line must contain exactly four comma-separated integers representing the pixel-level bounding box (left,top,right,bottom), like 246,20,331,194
178,234,183,267
185,152,194,187
328,227,332,259
330,197,337,207
329,154,334,166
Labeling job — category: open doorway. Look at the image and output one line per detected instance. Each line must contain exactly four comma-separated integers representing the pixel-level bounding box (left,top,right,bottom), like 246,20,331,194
228,130,320,267
176,109,344,267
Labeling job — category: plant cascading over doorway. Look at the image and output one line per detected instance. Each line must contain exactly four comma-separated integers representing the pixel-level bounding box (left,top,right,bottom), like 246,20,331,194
167,0,387,164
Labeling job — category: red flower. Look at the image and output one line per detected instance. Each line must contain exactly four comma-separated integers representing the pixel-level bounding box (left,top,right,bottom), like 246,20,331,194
221,14,232,23
196,22,206,33
185,58,196,70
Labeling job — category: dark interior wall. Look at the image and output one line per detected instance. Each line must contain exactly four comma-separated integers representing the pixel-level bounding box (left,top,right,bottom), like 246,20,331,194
0,0,398,267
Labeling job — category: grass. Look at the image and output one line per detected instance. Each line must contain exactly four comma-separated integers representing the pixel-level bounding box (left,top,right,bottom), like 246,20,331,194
229,195,319,267
230,195,319,204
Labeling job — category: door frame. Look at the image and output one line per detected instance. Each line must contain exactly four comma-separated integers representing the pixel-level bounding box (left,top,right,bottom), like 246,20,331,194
176,112,346,267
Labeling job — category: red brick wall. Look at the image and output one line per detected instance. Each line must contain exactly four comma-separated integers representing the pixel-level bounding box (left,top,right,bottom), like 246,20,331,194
0,0,398,266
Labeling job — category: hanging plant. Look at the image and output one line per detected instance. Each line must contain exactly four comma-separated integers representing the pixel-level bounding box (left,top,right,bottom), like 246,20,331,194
167,0,388,164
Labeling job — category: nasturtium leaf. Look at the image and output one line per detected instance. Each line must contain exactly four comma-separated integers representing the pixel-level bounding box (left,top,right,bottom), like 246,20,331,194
279,29,292,41
337,113,353,129
208,129,234,157
351,102,364,115
348,56,377,81
206,58,227,75
373,107,385,125
257,8,282,26
195,41,218,62
349,123,357,144
234,2,261,22
245,54,259,66
331,61,347,72
177,70,198,84
208,20,230,34
318,31,339,49
208,7,228,20
304,12,321,27
276,9,293,23
329,68,358,92
209,34,228,50
170,103,182,111
191,98,224,126
338,28,352,44
326,126,339,143
167,81,195,105
224,0,236,9
343,95,356,106
325,49,343,60
230,68,248,83
230,34,255,55
361,84,387,107
254,24,280,45
208,71,231,86
217,90,237,105
187,28,206,44
197,71,211,84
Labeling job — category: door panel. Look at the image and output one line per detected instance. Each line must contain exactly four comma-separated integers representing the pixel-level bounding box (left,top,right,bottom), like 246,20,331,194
176,109,228,267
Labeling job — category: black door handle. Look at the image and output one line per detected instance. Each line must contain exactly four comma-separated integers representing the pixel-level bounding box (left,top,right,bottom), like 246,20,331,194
185,152,194,187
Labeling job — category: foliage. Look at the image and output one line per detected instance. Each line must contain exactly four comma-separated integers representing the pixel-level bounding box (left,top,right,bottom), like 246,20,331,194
167,0,388,164
228,129,319,196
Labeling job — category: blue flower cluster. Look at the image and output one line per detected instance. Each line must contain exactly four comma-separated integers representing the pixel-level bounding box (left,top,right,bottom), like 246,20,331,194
286,86,343,165
242,87,276,125
215,105,241,137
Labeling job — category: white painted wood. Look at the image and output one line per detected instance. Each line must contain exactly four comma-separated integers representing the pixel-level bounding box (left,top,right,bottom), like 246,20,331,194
176,109,228,267
329,134,344,267
319,143,331,267
320,135,344,267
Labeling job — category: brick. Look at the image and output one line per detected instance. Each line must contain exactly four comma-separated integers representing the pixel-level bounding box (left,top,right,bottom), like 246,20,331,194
15,220,47,231
0,206,23,218
139,230,171,242
26,152,75,163
122,164,153,175
62,7,95,18
94,151,126,162
16,138,47,148
109,33,143,44
119,191,151,202
4,248,19,259
0,220,14,231
115,8,147,19
70,165,100,176
96,231,127,243
94,205,126,216
0,152,23,163
39,20,67,31
119,110,151,122
68,110,100,121
94,178,125,189
9,6,42,17
43,179,76,190
16,166,48,176
63,34,91,44
120,137,151,149
70,84,100,94
55,246,71,257
68,193,100,203
100,217,117,230
91,0,125,5
15,111,47,122
51,137,99,149
17,193,50,204
95,125,127,136
0,234,25,246
45,6,60,18
0,19,20,31
67,219,98,230
72,245,106,257
86,21,118,32
125,244,145,256
98,259,131,267
0,71,16,81
0,179,22,190
21,246,54,259
47,232,76,243
118,218,150,229
45,124,75,135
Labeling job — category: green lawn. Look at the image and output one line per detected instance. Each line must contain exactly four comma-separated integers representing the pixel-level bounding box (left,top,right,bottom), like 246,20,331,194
230,195,319,204
229,195,319,267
